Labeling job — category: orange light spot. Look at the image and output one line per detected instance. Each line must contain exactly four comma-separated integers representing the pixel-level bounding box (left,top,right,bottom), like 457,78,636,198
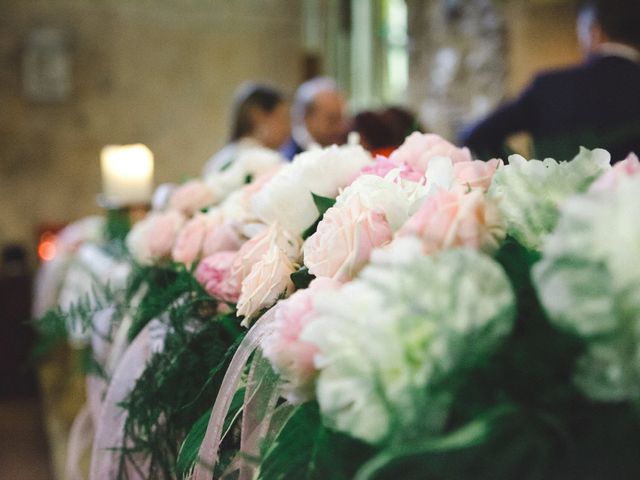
38,241,57,261
38,232,59,261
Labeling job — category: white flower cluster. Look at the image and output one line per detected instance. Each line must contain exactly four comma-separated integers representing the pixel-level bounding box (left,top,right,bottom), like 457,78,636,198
204,147,284,200
252,144,372,235
533,175,640,403
488,148,610,250
302,238,515,444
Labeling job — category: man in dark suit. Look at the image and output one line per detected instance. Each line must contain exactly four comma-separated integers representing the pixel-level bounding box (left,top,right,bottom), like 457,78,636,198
461,0,640,163
281,77,347,160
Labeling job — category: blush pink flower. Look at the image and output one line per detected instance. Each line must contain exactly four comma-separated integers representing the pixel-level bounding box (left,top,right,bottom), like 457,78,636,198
590,152,640,193
453,158,503,192
202,221,244,256
389,132,473,172
354,156,425,184
169,179,216,216
303,195,393,281
146,210,185,259
261,277,341,403
195,251,240,303
171,213,212,267
398,189,504,254
236,244,297,325
231,224,301,285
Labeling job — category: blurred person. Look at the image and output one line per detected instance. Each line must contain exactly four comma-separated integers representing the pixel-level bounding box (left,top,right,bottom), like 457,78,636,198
380,106,425,147
281,76,347,160
350,111,396,156
460,0,640,163
203,82,290,174
349,107,424,157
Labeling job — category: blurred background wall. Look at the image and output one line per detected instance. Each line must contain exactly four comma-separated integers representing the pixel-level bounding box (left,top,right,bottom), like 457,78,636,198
0,0,581,263
0,0,303,258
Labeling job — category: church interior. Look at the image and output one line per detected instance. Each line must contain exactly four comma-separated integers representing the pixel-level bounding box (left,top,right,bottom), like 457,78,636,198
3,1,634,479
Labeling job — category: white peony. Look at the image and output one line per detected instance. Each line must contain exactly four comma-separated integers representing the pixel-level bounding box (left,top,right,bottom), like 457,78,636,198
335,174,415,231
424,156,456,194
252,144,372,234
204,147,285,202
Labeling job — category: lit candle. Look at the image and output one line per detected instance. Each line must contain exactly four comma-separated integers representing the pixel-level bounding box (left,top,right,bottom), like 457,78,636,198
100,144,154,206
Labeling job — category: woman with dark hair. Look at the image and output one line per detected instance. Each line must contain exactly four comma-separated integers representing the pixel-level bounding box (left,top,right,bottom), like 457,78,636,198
203,82,290,174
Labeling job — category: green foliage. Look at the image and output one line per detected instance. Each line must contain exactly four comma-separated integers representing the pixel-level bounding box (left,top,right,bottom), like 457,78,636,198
126,264,204,341
32,281,123,373
311,193,336,215
301,193,337,239
175,410,211,478
31,308,68,362
118,291,245,480
258,402,375,480
290,266,315,290
105,208,132,244
354,406,565,480
176,385,247,478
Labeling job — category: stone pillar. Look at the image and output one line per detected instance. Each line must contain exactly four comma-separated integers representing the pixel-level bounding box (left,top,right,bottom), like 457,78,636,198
406,0,507,142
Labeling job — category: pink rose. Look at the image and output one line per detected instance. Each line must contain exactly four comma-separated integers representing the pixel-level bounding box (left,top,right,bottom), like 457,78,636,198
354,156,425,183
202,221,244,256
146,210,185,259
169,179,216,216
453,158,503,192
590,152,640,192
236,244,297,325
303,195,393,281
195,251,240,303
398,189,504,254
261,278,341,403
171,213,211,267
389,132,473,172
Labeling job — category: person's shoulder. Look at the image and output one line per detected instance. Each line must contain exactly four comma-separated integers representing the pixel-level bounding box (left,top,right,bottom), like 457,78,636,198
531,62,586,86
516,63,589,101
279,137,302,160
588,54,640,74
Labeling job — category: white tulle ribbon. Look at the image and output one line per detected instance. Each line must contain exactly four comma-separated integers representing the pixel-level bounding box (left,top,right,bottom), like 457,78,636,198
192,309,279,479
89,320,166,479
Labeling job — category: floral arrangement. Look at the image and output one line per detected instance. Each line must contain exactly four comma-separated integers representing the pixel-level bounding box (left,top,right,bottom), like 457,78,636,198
35,133,640,480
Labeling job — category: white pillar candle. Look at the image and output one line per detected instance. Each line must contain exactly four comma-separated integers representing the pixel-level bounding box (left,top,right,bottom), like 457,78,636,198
100,144,154,206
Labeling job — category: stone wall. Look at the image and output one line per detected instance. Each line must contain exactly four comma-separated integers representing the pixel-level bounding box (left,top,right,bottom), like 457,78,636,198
0,0,303,260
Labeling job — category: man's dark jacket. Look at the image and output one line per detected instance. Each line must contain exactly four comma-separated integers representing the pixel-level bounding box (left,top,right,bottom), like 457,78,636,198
461,54,640,163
